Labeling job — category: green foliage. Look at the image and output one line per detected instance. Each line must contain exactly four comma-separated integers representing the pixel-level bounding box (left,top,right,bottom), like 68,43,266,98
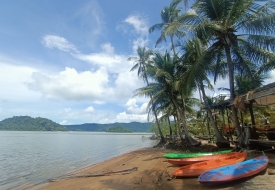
0,116,67,131
106,126,132,133
150,121,175,135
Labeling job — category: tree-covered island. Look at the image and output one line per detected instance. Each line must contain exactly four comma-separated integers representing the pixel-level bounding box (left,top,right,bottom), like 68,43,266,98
106,126,133,133
0,116,67,131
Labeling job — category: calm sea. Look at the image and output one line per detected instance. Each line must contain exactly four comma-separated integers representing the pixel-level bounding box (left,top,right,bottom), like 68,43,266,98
0,131,158,190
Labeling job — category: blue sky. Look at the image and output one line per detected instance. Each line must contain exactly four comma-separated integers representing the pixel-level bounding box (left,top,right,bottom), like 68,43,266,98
0,0,274,125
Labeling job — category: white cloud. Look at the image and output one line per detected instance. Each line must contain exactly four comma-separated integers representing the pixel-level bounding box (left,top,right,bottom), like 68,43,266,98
85,106,94,113
125,14,149,52
27,67,114,101
93,101,105,105
59,120,68,125
42,35,79,53
76,53,127,73
125,14,149,36
132,37,148,53
114,70,144,99
264,70,275,85
115,112,148,123
116,14,149,52
101,43,114,54
125,98,147,114
0,62,39,101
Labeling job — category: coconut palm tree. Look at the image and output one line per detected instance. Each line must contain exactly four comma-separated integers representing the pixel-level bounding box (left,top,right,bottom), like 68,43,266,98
128,47,165,142
140,51,201,146
179,37,230,147
235,70,269,96
149,94,175,136
178,0,275,146
149,0,184,55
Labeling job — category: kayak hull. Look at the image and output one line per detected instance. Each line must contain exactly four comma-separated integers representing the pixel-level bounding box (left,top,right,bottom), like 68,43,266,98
199,155,268,183
173,152,247,177
168,152,237,166
164,149,233,159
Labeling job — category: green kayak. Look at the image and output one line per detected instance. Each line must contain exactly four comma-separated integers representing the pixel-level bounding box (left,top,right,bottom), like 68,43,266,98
163,149,233,159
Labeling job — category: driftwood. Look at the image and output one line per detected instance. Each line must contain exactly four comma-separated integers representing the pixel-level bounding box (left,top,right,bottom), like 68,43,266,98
49,167,138,182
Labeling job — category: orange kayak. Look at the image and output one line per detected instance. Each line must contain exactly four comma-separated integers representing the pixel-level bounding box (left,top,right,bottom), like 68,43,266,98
168,152,238,166
173,152,247,177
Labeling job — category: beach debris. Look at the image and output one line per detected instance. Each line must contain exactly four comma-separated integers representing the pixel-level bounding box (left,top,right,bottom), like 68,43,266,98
49,167,138,182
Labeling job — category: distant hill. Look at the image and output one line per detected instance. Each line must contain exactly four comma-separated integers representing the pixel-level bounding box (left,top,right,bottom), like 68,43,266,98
0,116,153,132
106,126,132,133
0,116,67,131
64,122,152,132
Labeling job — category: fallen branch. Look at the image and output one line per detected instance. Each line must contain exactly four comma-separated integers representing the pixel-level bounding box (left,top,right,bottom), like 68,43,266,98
50,167,138,182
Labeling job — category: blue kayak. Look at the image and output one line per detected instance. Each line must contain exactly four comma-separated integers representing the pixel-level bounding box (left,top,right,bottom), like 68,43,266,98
199,155,268,183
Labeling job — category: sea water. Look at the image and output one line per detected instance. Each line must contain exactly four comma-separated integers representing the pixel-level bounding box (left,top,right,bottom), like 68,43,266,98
0,131,158,190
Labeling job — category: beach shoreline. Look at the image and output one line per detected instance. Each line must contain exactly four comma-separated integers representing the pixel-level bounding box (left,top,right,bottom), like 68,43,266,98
38,144,275,190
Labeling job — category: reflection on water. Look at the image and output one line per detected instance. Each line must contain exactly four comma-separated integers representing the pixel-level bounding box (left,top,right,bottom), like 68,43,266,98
0,131,157,190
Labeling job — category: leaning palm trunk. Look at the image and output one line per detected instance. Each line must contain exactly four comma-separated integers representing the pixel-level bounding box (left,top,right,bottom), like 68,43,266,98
171,96,200,146
152,104,165,142
145,77,165,143
200,82,230,148
224,45,242,146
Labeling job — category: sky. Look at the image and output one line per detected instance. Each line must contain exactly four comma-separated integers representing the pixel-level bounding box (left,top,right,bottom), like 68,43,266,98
0,0,274,125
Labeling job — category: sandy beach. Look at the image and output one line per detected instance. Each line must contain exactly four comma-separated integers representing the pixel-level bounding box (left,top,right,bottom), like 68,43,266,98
39,144,275,190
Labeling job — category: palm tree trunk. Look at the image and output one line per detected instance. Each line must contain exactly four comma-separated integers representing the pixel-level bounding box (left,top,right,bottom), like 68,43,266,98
174,115,180,136
199,81,229,148
144,75,165,142
224,45,242,146
152,105,165,142
170,36,176,56
170,95,200,146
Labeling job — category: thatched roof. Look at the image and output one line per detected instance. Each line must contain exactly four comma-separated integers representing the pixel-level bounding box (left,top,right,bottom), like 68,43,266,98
239,82,275,107
208,82,275,110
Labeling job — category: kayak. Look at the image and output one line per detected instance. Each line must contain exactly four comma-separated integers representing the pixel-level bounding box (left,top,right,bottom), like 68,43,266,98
164,149,233,159
167,152,237,166
173,152,247,177
199,155,268,183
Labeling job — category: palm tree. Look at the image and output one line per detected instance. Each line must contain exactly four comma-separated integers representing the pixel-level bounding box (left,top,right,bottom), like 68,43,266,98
179,0,275,146
149,94,175,136
128,47,165,142
179,38,230,147
149,0,184,55
235,70,268,96
146,51,200,145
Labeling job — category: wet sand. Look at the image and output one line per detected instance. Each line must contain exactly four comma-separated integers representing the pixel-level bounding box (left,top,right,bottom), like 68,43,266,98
38,146,275,190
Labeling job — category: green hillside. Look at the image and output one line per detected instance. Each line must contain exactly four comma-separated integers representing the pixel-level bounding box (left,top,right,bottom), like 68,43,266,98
64,122,152,132
106,126,132,133
0,116,152,132
0,116,67,131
